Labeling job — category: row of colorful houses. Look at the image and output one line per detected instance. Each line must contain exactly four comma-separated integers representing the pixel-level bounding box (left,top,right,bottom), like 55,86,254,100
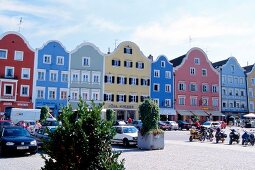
0,32,254,122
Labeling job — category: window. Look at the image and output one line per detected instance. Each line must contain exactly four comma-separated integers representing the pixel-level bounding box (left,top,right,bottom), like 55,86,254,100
136,62,144,69
21,68,30,79
153,99,159,106
212,85,218,93
82,71,90,83
178,96,185,105
165,71,171,79
60,89,68,100
71,70,80,83
57,56,64,65
240,90,245,97
124,60,132,68
92,90,100,101
202,69,207,76
117,94,126,102
202,84,208,92
14,51,23,61
229,102,234,108
140,78,150,86
82,57,90,67
5,67,14,78
165,84,171,92
70,89,79,100
161,61,165,67
190,83,197,92
222,88,226,95
20,85,29,96
228,76,233,83
104,93,114,102
92,72,100,84
154,70,160,77
129,77,138,85
222,101,227,108
235,89,239,96
140,95,148,102
249,88,253,97
48,88,56,100
231,65,235,72
81,89,90,100
4,84,13,95
124,47,132,54
202,98,208,106
194,58,200,65
234,77,238,84
153,84,159,92
178,82,186,91
112,59,121,66
229,89,233,96
250,102,254,112
236,102,240,108
190,67,195,75
0,49,7,59
61,72,68,82
222,75,226,83
252,78,255,85
239,77,244,84
117,76,126,84
50,71,58,82
37,87,45,99
43,55,51,64
129,94,138,103
165,99,171,107
212,98,219,107
38,70,45,81
190,97,197,106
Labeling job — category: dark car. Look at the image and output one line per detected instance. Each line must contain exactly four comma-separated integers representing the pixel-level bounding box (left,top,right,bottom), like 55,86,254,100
158,121,171,130
132,120,143,130
34,126,57,148
0,120,14,133
0,126,38,156
177,120,191,130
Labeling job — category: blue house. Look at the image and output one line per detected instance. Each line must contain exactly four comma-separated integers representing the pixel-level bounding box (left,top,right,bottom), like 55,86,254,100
213,57,248,122
150,55,175,120
34,41,69,117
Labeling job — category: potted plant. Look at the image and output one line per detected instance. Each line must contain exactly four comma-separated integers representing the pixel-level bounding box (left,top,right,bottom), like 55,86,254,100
137,98,164,150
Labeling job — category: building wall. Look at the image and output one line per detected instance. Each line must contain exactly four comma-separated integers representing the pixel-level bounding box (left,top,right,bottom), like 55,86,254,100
0,32,35,114
220,57,248,114
246,65,255,113
104,41,151,120
35,41,69,116
69,42,104,109
174,48,220,111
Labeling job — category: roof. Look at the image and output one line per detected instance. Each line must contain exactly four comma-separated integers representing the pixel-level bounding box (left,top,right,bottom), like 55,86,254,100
243,64,254,73
212,58,229,68
169,55,186,67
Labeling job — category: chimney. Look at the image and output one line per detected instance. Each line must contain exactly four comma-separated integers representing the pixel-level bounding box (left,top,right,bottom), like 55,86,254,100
107,47,110,54
148,54,153,61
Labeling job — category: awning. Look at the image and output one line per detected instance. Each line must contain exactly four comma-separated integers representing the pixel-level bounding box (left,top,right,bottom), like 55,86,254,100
191,110,209,116
206,111,224,116
177,110,193,116
159,108,176,115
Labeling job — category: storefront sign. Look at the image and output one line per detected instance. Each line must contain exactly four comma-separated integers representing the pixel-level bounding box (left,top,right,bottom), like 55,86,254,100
108,104,135,109
3,102,12,106
17,103,28,106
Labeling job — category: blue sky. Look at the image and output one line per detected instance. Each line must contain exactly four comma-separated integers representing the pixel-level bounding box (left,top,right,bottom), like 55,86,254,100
0,0,255,66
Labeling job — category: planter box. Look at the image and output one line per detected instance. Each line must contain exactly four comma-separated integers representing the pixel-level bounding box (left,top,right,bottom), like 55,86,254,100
137,132,164,150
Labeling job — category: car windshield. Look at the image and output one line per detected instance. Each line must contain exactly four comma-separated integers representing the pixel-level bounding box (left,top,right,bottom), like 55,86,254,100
3,128,30,137
203,122,211,126
123,127,138,133
29,122,35,125
212,123,220,125
42,121,60,126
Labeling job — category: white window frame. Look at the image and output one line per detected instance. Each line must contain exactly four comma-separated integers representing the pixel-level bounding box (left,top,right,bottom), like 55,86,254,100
70,88,79,100
212,98,219,107
202,97,209,106
36,87,45,99
105,93,113,102
21,68,30,79
130,93,137,103
161,61,165,68
154,70,160,78
190,96,198,106
50,70,58,82
165,84,171,92
43,55,51,64
14,50,24,61
178,95,185,105
202,84,209,92
92,89,100,101
165,71,171,79
0,49,8,59
61,71,69,82
178,82,186,91
20,85,29,97
165,99,171,107
202,68,207,76
125,60,132,68
81,89,90,101
82,57,90,67
48,87,57,100
239,77,244,84
190,67,196,75
194,58,200,65
60,88,68,100
222,75,226,83
228,76,233,84
212,85,218,93
190,83,197,92
4,84,13,96
82,71,90,83
119,76,125,85
56,56,64,65
92,71,100,84
153,99,159,106
71,70,80,83
118,93,125,102
5,66,14,78
153,83,160,92
37,69,46,81
137,62,144,69
229,88,233,96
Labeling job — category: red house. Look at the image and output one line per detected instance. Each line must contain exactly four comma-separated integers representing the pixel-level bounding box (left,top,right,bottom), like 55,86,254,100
0,32,35,116
170,47,221,123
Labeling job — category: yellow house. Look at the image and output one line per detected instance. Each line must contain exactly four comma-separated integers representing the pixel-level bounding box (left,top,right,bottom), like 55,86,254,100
245,64,255,113
104,41,151,121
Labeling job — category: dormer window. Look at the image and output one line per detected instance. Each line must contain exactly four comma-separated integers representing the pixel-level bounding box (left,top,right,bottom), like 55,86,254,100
124,47,132,54
161,61,165,67
194,58,200,65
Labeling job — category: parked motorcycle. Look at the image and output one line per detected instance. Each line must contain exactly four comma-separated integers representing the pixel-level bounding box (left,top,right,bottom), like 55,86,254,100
189,126,206,142
229,129,240,145
206,127,214,142
242,130,255,146
215,127,227,143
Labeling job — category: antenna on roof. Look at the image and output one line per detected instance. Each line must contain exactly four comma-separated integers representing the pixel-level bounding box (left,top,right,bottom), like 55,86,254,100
114,39,118,49
18,17,23,32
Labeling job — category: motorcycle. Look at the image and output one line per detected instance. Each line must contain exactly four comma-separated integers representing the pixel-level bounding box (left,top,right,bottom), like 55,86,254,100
229,129,240,145
215,127,227,143
205,127,214,142
242,130,255,146
189,126,206,142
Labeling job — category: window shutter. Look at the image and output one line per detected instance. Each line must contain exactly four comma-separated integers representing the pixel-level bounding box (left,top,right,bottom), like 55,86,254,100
104,76,107,83
136,96,138,103
136,62,138,68
124,61,127,67
104,94,106,101
136,78,139,85
124,95,126,102
117,77,120,84
129,95,131,102
112,60,114,66
124,48,126,53
140,96,144,102
130,49,132,54
118,60,121,66
117,95,119,102
142,63,144,69
124,77,127,84
147,79,150,86
129,78,132,85
112,76,115,83
130,62,133,67
112,94,114,102
140,79,143,85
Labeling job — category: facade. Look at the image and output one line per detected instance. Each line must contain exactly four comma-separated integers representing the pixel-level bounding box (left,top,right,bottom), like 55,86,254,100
69,42,104,109
34,41,69,117
150,55,175,120
0,32,35,117
170,47,220,122
213,57,248,121
104,41,151,121
243,64,255,113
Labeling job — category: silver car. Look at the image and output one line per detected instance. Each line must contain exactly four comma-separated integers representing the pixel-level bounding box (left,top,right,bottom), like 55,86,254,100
164,121,179,130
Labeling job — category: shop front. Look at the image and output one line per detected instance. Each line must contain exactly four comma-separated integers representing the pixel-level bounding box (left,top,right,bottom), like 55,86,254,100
105,103,138,121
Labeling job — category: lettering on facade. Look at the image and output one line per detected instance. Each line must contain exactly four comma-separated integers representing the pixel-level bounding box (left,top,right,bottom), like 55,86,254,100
17,103,28,106
3,102,12,106
108,104,134,109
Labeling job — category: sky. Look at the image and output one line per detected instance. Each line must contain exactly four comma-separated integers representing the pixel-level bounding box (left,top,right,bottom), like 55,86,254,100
0,0,255,67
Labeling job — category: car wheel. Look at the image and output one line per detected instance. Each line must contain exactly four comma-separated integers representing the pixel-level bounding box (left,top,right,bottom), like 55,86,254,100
189,136,193,142
229,139,232,145
123,138,129,147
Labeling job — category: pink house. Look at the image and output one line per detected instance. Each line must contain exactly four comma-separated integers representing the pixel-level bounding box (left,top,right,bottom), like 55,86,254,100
170,47,221,123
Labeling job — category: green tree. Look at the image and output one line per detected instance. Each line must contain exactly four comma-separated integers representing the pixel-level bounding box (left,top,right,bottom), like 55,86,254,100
41,99,125,170
106,109,115,122
40,106,49,122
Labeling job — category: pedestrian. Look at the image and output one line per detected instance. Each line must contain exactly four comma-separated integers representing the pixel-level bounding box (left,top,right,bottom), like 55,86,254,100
128,117,132,124
34,120,42,132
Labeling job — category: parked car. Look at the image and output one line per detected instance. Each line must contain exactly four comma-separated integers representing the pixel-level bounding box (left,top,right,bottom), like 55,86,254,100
202,121,221,129
34,126,57,148
16,120,36,134
164,121,179,130
132,120,143,130
41,118,61,127
113,120,127,126
0,126,38,156
158,121,171,130
177,120,191,130
0,120,14,133
111,125,138,147
218,121,227,129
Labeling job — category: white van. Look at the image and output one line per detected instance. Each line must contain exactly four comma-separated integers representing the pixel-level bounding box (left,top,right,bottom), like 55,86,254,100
10,108,41,124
